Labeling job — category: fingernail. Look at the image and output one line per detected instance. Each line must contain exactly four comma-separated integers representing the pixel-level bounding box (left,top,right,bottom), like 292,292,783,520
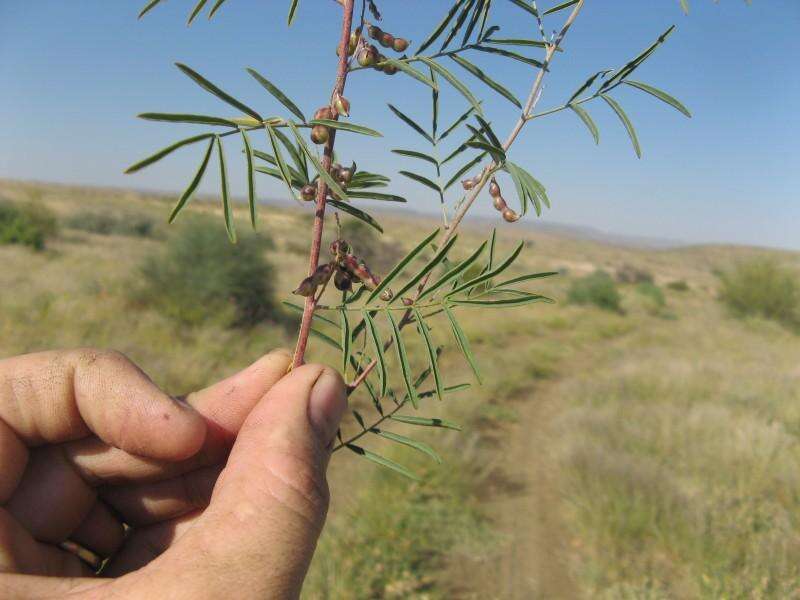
309,369,347,444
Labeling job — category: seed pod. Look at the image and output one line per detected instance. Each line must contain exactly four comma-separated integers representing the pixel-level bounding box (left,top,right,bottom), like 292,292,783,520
380,32,395,48
314,106,335,121
348,28,361,54
489,178,501,198
310,125,329,145
380,289,394,301
330,239,350,256
334,269,353,292
338,168,353,185
301,184,316,201
333,94,350,117
401,297,413,306
293,263,333,297
493,195,507,211
368,25,382,39
357,47,375,67
502,208,520,223
461,178,476,191
392,38,409,52
383,62,398,75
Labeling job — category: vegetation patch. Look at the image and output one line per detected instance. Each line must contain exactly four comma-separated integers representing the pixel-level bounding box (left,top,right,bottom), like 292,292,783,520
568,271,623,313
718,258,800,332
65,210,158,238
0,200,58,250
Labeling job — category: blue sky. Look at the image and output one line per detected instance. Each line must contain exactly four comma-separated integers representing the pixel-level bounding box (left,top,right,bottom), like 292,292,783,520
1,1,798,249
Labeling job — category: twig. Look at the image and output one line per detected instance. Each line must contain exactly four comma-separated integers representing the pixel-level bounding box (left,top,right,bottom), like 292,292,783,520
292,0,356,369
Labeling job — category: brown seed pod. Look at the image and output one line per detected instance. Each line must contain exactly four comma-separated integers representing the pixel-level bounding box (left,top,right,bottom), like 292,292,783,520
380,289,394,301
313,106,334,121
461,178,476,191
310,125,329,145
338,168,353,184
293,263,334,297
380,32,395,48
401,297,413,306
392,38,409,52
489,178,501,198
333,94,350,117
493,195,507,211
383,63,398,75
368,25,382,40
357,47,375,67
502,208,520,223
347,28,361,55
301,184,316,201
334,269,353,292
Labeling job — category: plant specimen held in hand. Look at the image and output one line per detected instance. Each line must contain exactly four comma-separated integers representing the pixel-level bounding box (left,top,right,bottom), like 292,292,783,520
126,0,698,478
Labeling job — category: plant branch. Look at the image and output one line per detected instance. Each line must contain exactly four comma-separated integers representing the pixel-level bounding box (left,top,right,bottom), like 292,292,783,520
346,0,585,393
292,0,356,369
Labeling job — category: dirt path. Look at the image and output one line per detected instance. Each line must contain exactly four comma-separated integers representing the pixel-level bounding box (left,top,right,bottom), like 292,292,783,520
450,376,581,599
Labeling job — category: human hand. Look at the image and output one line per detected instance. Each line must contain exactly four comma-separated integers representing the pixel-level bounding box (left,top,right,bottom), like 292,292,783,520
0,348,346,599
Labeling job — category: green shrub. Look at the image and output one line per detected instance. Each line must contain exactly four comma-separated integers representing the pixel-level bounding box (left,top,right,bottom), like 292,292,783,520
65,210,157,238
666,279,689,292
0,200,58,250
132,218,279,327
568,271,623,313
718,258,800,332
636,281,667,316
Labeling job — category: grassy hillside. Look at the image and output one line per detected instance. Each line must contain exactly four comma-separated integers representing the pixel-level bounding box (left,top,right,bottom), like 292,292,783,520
2,179,799,598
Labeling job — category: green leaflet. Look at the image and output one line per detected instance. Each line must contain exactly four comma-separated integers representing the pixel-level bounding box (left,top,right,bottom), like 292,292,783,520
240,129,257,228
208,0,228,18
484,37,550,49
569,104,600,145
415,56,484,116
392,149,439,166
138,0,164,19
623,80,691,118
363,310,388,397
543,0,581,16
440,0,477,51
328,200,383,233
187,0,210,25
138,113,238,127
600,26,676,92
380,59,437,90
444,155,483,191
246,68,306,122
440,105,476,141
168,137,214,223
266,126,298,202
308,119,383,137
451,294,553,307
495,271,559,288
346,444,420,481
399,171,441,193
417,0,469,54
413,308,444,402
449,55,522,109
215,136,236,243
175,63,263,122
391,414,462,431
601,94,641,158
287,0,300,24
443,304,482,383
368,229,440,302
472,45,544,69
388,104,433,144
448,241,524,297
346,191,407,203
386,310,418,409
373,429,442,463
340,307,351,373
125,133,213,174
393,235,459,301
419,241,487,300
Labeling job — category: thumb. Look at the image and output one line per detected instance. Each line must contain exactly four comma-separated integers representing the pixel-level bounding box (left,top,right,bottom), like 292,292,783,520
165,364,347,599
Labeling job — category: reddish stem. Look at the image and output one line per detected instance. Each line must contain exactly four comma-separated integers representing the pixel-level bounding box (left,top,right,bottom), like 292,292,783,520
292,0,356,368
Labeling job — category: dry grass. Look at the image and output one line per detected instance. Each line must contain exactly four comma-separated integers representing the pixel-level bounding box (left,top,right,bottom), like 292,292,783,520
2,179,800,598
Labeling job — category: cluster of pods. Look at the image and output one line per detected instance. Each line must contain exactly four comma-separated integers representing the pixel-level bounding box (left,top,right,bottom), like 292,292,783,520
462,175,520,223
293,239,393,300
309,97,350,146
339,24,410,75
299,160,355,202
